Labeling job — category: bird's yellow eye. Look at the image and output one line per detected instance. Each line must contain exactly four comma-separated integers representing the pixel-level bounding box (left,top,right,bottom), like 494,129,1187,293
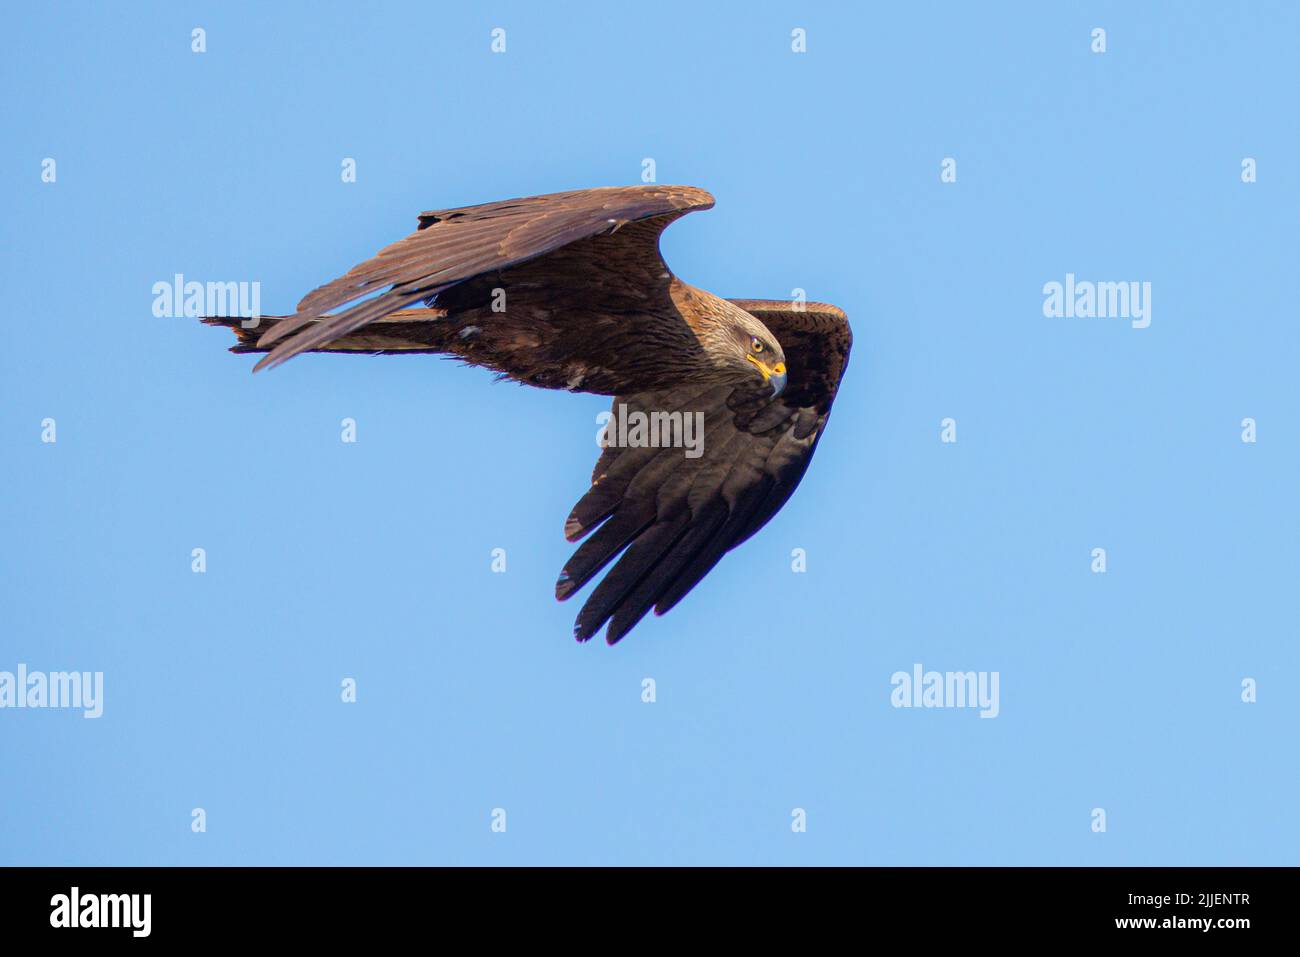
750,337,764,353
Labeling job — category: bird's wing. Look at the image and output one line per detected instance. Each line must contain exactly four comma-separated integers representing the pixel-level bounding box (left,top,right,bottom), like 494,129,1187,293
558,301,852,644
252,185,714,372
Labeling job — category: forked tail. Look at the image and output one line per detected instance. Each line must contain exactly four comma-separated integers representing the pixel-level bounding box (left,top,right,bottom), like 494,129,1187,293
201,308,452,355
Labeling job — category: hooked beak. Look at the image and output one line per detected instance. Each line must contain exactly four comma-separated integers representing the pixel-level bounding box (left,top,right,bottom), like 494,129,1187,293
746,355,788,397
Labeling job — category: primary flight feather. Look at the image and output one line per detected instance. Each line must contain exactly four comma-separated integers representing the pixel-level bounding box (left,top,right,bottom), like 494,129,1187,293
203,185,852,645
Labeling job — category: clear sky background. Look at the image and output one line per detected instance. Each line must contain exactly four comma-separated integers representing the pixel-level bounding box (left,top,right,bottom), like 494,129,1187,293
2,1,1296,865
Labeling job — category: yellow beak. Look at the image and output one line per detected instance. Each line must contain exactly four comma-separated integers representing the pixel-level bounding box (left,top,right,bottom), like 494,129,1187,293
746,355,788,397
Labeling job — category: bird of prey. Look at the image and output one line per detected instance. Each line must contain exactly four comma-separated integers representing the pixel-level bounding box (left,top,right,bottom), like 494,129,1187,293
203,186,852,645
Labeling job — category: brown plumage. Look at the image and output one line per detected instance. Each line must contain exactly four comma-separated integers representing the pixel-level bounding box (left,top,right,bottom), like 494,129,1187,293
202,185,852,645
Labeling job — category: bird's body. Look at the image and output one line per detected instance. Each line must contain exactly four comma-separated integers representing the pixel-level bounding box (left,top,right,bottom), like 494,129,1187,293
204,185,852,645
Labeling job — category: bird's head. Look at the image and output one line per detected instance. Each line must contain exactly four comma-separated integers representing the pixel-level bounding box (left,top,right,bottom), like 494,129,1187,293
720,311,787,398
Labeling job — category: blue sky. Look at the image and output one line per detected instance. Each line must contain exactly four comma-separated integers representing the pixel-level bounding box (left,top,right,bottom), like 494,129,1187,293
2,1,1296,865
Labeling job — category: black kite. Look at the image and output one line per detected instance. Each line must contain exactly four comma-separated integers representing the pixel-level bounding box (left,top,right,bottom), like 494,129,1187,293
204,186,852,645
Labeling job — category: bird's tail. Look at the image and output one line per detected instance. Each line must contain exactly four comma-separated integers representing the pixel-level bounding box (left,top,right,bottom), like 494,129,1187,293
201,309,453,355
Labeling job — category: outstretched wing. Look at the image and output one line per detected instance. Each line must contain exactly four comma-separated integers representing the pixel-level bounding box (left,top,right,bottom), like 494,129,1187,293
557,301,852,644
252,185,714,372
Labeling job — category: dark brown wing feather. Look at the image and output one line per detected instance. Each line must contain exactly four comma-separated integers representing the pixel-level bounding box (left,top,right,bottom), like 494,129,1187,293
252,185,714,373
558,301,852,644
